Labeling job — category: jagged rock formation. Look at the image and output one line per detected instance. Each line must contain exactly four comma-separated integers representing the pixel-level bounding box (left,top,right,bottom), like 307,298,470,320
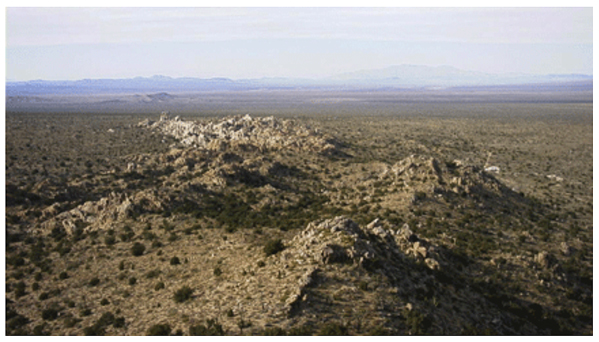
39,191,163,234
385,154,503,198
138,113,337,154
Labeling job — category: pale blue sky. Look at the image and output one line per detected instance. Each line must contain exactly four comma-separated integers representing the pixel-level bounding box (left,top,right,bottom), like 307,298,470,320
5,7,593,81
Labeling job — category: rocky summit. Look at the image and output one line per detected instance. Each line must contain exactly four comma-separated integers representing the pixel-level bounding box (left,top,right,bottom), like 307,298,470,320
138,112,337,154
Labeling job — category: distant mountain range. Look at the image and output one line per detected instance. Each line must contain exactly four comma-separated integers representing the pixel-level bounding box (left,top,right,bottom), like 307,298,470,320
329,65,592,87
6,65,592,96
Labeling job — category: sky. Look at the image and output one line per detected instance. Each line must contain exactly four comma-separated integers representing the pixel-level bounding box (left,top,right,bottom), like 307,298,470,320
5,6,594,81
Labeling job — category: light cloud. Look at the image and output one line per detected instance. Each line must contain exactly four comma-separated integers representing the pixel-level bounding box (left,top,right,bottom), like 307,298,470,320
5,7,593,81
7,7,593,46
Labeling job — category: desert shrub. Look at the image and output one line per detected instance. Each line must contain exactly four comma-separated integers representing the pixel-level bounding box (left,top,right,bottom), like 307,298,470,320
33,324,47,336
161,220,174,232
261,327,287,335
189,319,224,336
143,231,157,241
257,261,266,268
155,282,165,291
7,256,25,267
131,242,146,256
57,242,72,256
367,325,390,335
105,235,116,246
358,281,369,291
213,267,222,276
97,312,116,327
147,323,171,336
14,281,27,298
168,233,178,242
152,240,163,248
100,298,110,306
80,308,92,317
226,309,234,317
114,317,126,328
404,310,432,335
41,308,59,321
31,282,40,291
129,277,137,286
237,319,252,330
7,312,30,332
89,277,100,286
63,314,81,328
173,286,193,303
170,256,181,265
318,322,348,335
83,324,105,336
146,269,161,278
39,292,49,301
59,271,69,280
34,272,43,281
264,238,285,256
287,325,314,336
11,271,25,280
118,260,125,271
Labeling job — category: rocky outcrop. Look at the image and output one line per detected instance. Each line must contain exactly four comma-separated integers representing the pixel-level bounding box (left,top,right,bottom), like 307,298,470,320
282,216,443,273
138,113,337,154
37,190,164,235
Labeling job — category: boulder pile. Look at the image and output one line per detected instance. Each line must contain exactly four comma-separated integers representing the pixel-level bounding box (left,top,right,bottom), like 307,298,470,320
138,113,336,154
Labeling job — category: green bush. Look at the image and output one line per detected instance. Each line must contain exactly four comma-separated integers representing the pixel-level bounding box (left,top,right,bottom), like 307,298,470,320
287,325,314,336
404,310,432,335
318,322,348,335
173,286,193,303
97,312,115,327
264,239,285,256
261,327,287,335
105,235,116,246
147,323,171,336
131,242,146,256
358,281,369,291
83,324,105,336
114,317,126,328
14,281,26,298
89,277,100,286
33,324,47,336
146,269,161,278
189,319,224,336
41,308,59,321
